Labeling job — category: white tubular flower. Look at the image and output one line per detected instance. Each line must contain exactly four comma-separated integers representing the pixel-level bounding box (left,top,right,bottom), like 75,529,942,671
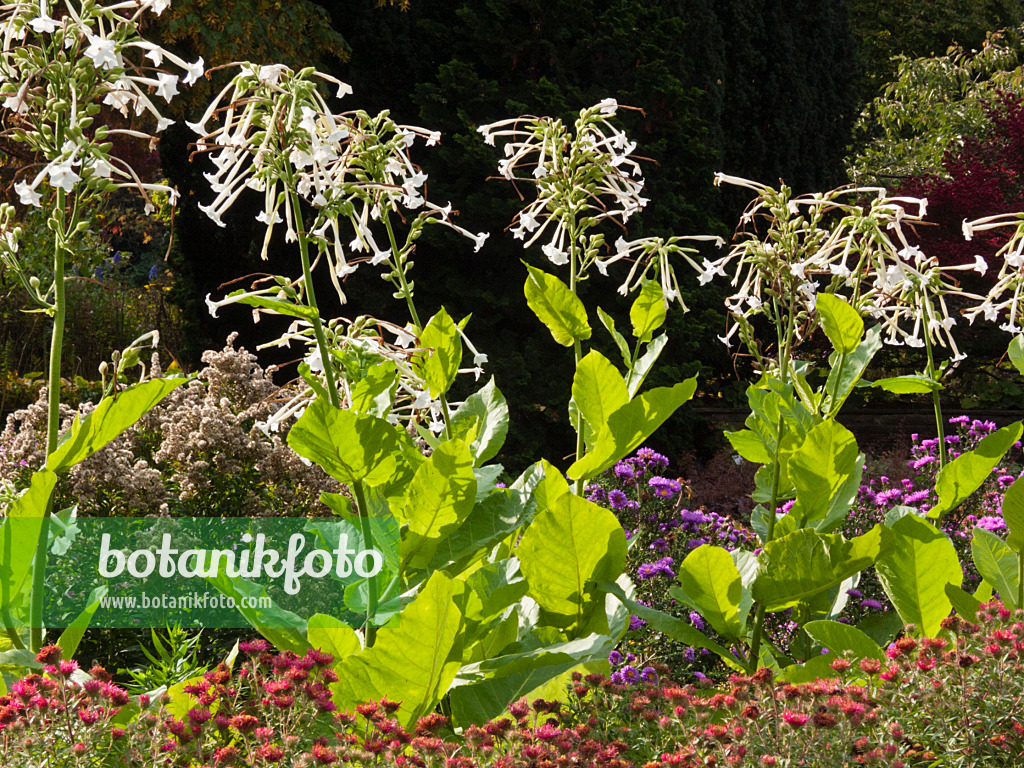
0,0,199,215
14,179,42,206
962,212,1024,332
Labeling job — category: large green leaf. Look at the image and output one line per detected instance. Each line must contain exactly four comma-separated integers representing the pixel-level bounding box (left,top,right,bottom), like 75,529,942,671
46,378,185,472
349,362,399,418
871,375,942,394
625,333,667,399
816,293,863,354
518,494,626,627
422,463,545,576
331,572,464,727
1009,334,1024,375
402,439,477,570
56,586,108,661
1002,476,1024,551
786,419,862,531
449,633,613,726
572,351,628,442
306,614,362,661
205,572,309,654
533,459,570,510
597,581,744,671
971,528,1019,610
523,263,591,346
219,291,319,321
803,619,885,662
288,396,411,487
752,526,891,611
929,421,1023,519
677,545,748,638
568,377,697,481
629,280,666,342
822,326,882,415
945,583,983,622
725,429,772,465
876,513,961,637
0,468,57,614
416,307,463,398
449,378,509,466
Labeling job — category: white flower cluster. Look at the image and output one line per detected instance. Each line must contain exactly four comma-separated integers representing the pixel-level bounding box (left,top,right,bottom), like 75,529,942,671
960,213,1024,333
190,63,486,304
251,315,479,434
480,99,711,306
702,175,979,360
0,0,203,209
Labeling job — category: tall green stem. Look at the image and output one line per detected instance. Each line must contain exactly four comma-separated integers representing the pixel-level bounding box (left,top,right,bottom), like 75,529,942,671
923,329,947,467
569,226,585,495
351,480,378,648
747,295,797,673
285,183,340,410
31,188,68,652
383,213,422,332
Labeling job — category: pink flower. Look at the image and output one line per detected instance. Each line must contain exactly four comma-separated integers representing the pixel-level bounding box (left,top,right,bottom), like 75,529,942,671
782,710,809,728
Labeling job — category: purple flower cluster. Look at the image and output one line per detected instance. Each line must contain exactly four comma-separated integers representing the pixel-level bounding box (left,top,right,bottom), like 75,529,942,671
586,446,758,680
840,414,1022,625
636,556,675,580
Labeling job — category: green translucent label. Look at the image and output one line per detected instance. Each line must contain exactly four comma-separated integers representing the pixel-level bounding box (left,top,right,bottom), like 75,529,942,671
24,515,400,629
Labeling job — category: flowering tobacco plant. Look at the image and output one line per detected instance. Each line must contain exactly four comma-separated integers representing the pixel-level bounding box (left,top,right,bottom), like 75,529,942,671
192,63,489,437
480,101,709,493
0,0,199,652
962,211,1024,332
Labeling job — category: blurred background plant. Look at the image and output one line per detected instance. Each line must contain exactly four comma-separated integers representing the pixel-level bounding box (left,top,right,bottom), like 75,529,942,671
0,336,341,518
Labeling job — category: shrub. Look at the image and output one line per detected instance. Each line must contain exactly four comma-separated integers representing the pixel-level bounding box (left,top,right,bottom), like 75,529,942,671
0,335,341,519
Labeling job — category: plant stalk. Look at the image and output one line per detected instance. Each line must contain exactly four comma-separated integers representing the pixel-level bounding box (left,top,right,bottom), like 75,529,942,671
30,189,68,652
747,292,797,673
923,329,947,467
286,184,341,410
351,480,378,648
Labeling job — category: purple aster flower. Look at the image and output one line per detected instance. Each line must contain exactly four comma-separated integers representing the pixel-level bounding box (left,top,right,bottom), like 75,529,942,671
607,489,629,510
613,461,636,482
628,615,647,631
846,589,863,599
977,516,1006,532
689,611,705,631
648,476,681,498
621,665,640,684
860,599,884,611
640,666,658,684
683,647,696,663
608,650,623,666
